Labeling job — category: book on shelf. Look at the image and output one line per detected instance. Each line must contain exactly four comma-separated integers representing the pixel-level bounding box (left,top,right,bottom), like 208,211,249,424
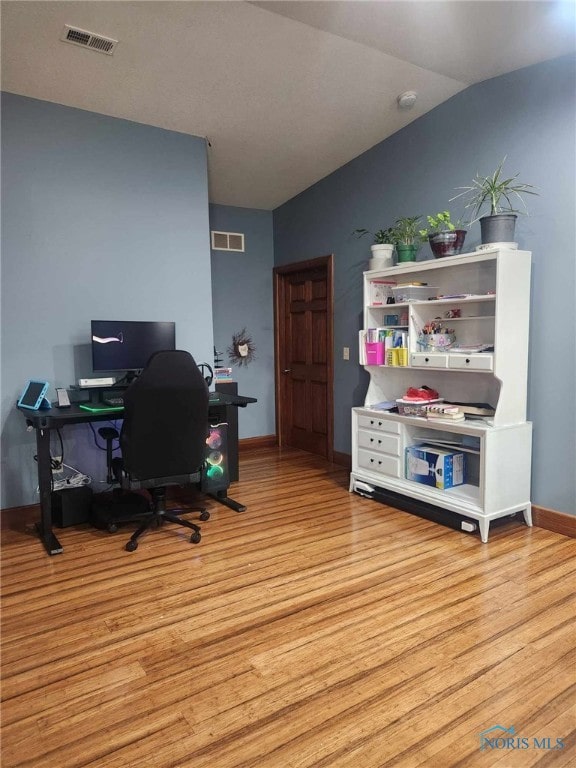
416,437,481,454
426,404,459,414
425,404,465,422
364,328,408,346
426,411,465,422
443,401,496,416
451,344,494,354
368,401,397,411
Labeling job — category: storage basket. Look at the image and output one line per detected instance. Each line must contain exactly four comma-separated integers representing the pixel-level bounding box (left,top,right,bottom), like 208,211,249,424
417,333,456,351
392,285,438,303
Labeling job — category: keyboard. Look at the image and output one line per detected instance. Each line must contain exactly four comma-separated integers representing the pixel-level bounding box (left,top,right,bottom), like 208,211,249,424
103,396,124,406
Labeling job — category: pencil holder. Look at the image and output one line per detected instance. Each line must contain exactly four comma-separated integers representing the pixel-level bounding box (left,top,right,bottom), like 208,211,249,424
417,333,455,352
387,347,409,367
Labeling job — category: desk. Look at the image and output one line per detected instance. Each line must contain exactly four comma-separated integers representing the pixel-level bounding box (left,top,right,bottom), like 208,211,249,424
18,391,256,556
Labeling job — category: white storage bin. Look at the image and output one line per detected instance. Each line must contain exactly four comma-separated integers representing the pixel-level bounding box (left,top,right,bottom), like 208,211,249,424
391,285,438,303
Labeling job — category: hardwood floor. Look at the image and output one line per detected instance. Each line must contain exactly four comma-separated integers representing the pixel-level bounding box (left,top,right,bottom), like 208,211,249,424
1,447,575,767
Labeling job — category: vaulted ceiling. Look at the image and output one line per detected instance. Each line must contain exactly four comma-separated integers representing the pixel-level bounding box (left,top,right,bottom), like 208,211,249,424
2,1,575,209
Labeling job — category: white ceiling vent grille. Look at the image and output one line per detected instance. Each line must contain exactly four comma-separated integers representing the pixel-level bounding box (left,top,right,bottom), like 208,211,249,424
211,231,245,252
60,25,118,55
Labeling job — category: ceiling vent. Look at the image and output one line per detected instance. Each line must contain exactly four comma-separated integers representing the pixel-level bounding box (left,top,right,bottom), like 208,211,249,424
211,231,245,252
60,25,118,55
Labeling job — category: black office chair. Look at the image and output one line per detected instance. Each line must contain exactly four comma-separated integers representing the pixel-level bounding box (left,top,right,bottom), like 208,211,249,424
105,350,211,552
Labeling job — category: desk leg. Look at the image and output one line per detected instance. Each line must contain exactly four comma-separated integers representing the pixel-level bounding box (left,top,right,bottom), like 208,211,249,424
35,428,63,555
208,490,246,513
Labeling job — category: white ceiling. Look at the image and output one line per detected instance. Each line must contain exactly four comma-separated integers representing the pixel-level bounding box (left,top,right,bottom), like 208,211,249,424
2,1,575,210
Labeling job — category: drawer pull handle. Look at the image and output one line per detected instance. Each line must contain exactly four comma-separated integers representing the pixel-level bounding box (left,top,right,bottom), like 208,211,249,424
425,357,430,363
466,358,471,364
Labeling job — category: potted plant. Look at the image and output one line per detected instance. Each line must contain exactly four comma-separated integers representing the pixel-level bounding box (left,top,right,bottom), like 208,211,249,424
391,216,422,262
353,227,395,269
419,211,467,258
450,158,538,245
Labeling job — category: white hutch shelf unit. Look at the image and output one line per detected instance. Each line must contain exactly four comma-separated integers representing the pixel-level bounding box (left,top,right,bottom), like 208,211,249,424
350,247,532,542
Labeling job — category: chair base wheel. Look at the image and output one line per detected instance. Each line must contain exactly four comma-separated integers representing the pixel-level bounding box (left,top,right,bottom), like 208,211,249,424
190,531,201,544
199,510,210,521
125,540,138,552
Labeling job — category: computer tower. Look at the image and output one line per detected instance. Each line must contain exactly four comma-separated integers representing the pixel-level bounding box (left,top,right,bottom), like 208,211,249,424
213,382,239,482
201,422,230,493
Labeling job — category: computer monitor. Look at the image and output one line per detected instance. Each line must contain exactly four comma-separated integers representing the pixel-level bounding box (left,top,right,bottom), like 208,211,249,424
91,320,176,378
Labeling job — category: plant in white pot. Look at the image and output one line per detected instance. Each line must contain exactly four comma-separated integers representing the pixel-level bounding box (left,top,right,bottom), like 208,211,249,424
419,211,467,258
353,227,395,269
450,158,538,245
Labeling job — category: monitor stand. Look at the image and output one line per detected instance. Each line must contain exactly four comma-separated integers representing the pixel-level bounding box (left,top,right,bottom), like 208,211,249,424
116,370,140,386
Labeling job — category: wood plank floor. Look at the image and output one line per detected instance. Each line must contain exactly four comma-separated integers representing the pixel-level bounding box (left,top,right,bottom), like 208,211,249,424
1,447,575,768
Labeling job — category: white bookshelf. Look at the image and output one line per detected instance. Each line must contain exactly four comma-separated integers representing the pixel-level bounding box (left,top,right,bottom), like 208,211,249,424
350,247,532,542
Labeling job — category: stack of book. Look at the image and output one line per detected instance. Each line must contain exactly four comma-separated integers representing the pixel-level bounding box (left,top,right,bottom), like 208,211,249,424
444,402,495,417
426,404,465,422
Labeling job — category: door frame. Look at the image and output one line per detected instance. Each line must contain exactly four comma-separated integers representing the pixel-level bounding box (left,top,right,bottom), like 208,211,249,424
273,254,334,462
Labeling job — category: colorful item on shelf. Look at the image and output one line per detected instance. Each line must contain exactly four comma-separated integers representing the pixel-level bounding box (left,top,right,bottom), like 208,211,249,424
417,333,456,352
402,386,439,402
418,320,456,352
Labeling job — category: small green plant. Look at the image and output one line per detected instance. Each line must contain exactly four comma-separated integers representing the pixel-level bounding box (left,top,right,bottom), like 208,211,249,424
419,211,463,239
450,157,538,224
391,216,422,245
353,227,395,244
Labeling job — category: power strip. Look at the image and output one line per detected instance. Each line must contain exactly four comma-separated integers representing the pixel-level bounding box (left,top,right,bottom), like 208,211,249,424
52,473,92,491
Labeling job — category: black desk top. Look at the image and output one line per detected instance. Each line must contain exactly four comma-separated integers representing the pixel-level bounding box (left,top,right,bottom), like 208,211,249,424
18,391,257,429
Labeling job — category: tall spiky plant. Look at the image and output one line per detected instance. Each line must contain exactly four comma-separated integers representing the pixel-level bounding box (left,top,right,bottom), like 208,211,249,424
450,158,538,225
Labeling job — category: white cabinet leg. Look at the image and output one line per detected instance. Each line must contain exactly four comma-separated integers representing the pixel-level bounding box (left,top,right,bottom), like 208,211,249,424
478,518,490,543
522,505,533,527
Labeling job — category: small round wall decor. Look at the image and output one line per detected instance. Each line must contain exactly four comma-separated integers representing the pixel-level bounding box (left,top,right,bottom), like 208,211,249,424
228,328,256,367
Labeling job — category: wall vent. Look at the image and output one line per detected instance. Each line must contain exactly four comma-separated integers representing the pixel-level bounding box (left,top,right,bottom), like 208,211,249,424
211,231,245,252
60,25,118,55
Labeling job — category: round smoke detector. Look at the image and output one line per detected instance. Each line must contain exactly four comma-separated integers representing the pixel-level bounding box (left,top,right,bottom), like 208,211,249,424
397,91,417,110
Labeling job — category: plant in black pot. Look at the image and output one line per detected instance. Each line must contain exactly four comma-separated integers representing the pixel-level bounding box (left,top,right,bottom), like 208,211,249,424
450,158,538,245
391,216,422,262
419,211,467,258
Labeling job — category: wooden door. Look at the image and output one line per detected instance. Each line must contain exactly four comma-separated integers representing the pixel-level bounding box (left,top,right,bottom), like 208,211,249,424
274,255,333,460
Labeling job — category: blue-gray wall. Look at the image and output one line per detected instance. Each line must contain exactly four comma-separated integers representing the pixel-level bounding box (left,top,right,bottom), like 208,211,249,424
209,204,275,439
3,55,575,516
1,93,213,508
273,54,576,515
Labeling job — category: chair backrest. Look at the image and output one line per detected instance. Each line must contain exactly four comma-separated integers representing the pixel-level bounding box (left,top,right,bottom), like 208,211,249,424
120,350,209,481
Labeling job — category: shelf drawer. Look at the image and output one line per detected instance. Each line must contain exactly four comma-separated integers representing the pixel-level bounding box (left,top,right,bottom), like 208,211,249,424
357,448,400,477
410,353,448,368
358,429,400,456
358,415,401,434
448,354,494,371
